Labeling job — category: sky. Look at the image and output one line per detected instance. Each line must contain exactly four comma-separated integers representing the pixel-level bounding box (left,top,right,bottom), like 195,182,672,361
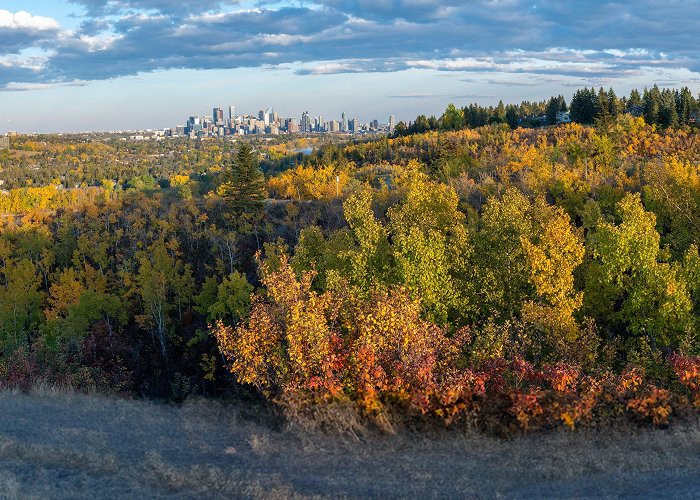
2,1,700,133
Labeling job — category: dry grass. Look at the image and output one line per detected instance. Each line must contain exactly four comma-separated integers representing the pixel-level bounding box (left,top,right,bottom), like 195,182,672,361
1,390,699,498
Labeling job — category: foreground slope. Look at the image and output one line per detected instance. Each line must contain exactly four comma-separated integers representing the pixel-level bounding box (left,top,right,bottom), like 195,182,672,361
0,391,699,499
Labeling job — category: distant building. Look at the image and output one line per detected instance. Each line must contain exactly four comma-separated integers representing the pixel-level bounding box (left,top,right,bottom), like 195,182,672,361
389,115,396,134
0,136,9,149
329,120,340,132
186,116,200,134
229,105,236,122
341,112,347,132
556,111,571,124
348,118,358,133
213,108,224,125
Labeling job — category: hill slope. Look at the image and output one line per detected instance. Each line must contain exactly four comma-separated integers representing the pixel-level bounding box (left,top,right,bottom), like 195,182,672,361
1,391,699,499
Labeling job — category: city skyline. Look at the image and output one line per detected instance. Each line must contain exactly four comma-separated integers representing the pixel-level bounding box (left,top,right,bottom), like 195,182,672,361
152,105,394,138
3,2,700,133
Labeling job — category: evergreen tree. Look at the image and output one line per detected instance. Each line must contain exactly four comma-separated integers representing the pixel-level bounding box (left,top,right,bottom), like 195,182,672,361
571,87,602,124
219,143,266,214
628,88,642,109
505,105,519,129
595,88,612,128
545,96,561,125
659,88,679,128
607,88,621,117
643,85,661,125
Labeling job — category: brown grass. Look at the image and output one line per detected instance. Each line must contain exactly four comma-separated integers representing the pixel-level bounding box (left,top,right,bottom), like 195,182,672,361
1,390,700,498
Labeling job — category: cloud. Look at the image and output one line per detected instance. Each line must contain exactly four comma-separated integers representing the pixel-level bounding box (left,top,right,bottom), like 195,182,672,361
0,10,60,31
68,0,235,17
389,92,447,98
4,1,700,90
0,10,61,55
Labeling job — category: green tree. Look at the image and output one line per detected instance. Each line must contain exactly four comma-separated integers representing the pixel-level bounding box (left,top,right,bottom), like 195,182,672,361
135,240,194,359
584,194,694,352
440,104,465,131
0,258,43,352
342,188,394,293
218,143,266,214
196,271,253,325
388,174,472,324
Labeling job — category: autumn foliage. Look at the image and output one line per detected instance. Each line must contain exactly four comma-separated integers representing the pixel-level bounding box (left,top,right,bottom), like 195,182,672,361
5,116,700,433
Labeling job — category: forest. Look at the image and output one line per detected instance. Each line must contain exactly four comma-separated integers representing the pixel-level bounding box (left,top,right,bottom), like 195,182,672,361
4,92,700,433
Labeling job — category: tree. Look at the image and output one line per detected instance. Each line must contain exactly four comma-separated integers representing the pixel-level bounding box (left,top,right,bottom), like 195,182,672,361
658,88,679,128
342,188,393,293
506,105,519,129
584,194,694,352
135,240,194,360
546,95,566,125
387,174,472,324
628,89,642,109
570,88,598,124
218,143,266,214
440,104,465,131
474,189,584,354
0,258,43,352
643,85,661,125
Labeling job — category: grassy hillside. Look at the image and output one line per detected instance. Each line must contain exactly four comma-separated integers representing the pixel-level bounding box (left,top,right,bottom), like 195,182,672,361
1,389,700,498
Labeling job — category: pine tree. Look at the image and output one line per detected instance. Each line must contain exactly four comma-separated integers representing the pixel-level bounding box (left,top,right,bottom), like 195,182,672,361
545,96,560,125
643,85,661,125
219,143,266,214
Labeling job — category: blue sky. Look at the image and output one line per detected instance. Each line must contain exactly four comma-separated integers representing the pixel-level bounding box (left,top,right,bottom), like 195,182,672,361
2,1,700,133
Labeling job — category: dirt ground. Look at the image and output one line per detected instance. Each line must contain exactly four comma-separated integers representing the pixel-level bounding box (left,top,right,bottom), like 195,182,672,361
1,389,699,499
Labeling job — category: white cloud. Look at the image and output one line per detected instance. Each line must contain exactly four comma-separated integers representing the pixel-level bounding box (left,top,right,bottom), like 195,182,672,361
3,82,54,91
0,10,60,31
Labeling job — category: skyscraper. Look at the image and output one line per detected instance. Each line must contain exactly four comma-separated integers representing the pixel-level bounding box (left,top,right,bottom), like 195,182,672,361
229,105,236,122
389,115,396,134
213,108,224,124
341,112,347,132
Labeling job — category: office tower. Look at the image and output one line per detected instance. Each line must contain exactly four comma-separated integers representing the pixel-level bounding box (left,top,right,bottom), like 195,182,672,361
389,115,395,134
341,112,347,132
213,108,224,124
301,111,310,133
186,116,200,134
371,119,379,130
229,105,236,122
348,117,357,133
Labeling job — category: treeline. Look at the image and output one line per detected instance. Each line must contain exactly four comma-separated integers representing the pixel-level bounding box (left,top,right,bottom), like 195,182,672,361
3,117,700,431
0,134,323,191
393,85,700,137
